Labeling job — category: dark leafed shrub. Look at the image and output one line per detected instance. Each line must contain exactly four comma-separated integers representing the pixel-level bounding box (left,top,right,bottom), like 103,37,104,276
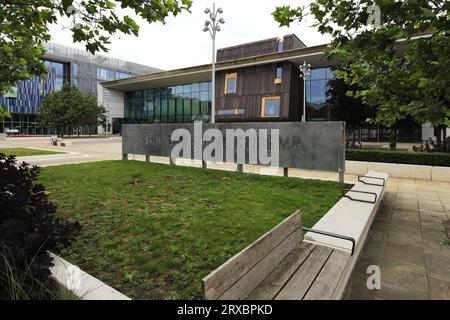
346,149,450,167
413,137,450,153
0,153,81,299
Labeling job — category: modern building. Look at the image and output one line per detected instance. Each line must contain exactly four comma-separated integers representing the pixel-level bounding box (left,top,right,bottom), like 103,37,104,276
98,34,426,142
0,43,159,135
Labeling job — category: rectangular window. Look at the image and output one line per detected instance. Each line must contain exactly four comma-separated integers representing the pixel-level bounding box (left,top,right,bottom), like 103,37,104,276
261,96,281,117
277,41,284,52
224,73,237,94
275,64,283,84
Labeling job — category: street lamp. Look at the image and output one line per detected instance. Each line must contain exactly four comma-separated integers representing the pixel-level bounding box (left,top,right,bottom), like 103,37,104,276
203,3,224,123
298,61,311,122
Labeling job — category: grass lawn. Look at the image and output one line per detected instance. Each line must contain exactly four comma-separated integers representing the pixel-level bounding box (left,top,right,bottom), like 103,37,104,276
39,160,342,300
0,147,64,157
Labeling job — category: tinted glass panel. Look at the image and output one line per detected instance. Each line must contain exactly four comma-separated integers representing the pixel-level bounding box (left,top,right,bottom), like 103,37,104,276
124,82,212,124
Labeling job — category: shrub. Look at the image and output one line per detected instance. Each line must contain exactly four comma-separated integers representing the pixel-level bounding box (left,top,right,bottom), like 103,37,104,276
0,153,81,299
413,137,450,153
346,149,450,167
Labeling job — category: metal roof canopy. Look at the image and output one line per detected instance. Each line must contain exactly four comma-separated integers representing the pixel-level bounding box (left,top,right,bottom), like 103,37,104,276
100,44,333,92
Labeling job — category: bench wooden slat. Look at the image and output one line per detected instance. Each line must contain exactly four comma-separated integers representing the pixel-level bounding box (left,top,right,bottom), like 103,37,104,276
202,211,301,300
303,249,350,300
275,245,333,300
219,226,302,300
246,242,316,300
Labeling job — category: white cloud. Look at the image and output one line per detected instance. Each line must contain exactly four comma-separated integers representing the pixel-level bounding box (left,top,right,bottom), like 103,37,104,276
48,0,330,71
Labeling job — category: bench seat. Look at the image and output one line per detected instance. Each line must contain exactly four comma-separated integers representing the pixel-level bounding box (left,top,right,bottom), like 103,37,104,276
304,171,389,255
247,242,350,300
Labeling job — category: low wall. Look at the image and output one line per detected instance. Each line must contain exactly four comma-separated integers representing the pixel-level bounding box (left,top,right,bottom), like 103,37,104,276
50,253,130,300
346,160,450,182
122,122,346,172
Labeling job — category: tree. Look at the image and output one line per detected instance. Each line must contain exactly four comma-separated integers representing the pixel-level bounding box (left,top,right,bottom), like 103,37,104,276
0,0,192,95
39,84,105,137
326,67,374,147
79,91,106,137
273,0,449,149
0,106,11,133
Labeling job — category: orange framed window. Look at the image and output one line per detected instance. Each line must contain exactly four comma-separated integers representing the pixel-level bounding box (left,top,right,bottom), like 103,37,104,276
224,73,237,94
261,96,281,118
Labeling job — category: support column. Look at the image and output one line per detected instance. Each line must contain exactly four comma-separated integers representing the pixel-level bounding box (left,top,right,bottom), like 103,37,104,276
339,168,345,186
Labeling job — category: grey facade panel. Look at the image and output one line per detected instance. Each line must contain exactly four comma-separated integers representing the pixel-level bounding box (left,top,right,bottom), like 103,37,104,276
122,121,345,172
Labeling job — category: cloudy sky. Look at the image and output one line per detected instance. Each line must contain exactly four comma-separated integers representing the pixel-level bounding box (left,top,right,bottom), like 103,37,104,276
48,0,330,71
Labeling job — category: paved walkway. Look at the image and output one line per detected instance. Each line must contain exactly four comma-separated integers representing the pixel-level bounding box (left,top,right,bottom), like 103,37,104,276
1,136,449,299
1,136,122,167
344,178,450,299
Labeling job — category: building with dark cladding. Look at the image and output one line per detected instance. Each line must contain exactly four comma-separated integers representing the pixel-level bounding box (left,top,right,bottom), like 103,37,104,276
99,34,429,142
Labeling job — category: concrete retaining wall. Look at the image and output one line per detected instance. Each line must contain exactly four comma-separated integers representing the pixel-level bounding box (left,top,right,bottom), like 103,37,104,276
50,253,130,300
346,160,450,182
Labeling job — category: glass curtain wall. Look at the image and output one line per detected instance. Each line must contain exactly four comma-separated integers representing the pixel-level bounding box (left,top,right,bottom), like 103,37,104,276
305,67,335,121
125,82,212,123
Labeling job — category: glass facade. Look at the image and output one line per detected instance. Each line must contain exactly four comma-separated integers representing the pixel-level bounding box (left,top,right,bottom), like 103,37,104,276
305,67,335,121
305,67,421,142
124,82,212,123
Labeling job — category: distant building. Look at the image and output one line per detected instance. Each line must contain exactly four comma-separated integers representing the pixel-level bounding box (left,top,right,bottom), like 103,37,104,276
0,43,159,135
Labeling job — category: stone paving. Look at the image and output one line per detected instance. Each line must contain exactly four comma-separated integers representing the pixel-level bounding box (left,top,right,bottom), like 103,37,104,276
1,137,449,299
344,178,450,300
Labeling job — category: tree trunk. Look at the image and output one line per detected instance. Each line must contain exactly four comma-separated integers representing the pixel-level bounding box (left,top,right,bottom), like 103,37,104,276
389,127,397,150
352,126,357,148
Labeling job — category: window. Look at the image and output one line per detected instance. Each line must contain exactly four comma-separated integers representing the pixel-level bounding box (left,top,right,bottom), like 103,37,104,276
97,68,107,80
261,96,281,117
275,64,283,84
277,41,284,52
224,73,237,94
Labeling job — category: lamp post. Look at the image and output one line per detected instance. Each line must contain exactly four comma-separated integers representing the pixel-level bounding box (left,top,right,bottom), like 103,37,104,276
298,61,311,122
203,3,224,123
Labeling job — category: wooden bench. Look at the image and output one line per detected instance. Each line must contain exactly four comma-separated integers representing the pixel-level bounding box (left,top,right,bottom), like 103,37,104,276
202,171,389,300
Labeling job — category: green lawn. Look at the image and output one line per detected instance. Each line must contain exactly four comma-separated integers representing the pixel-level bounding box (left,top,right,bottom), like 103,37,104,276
39,160,342,300
0,147,64,157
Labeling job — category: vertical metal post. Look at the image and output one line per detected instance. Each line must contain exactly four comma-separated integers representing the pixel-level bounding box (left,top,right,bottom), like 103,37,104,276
211,9,216,124
122,153,128,161
302,78,306,122
204,3,224,123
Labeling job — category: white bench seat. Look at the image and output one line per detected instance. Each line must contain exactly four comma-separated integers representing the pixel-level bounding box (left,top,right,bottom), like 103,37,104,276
304,171,389,254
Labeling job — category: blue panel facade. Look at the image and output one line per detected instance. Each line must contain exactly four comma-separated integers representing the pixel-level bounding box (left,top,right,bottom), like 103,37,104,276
0,43,157,134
